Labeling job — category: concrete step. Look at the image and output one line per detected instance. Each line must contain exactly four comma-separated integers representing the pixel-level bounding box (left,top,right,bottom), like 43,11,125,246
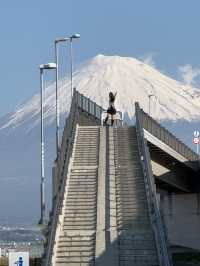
67,184,97,189
63,222,96,227
64,211,96,216
75,144,98,148
117,221,150,228
73,163,98,166
119,255,158,265
66,195,97,200
116,194,147,201
67,188,97,193
56,250,94,256
73,157,98,160
116,190,146,196
116,183,145,189
65,198,97,203
116,166,142,171
69,175,97,179
116,204,148,211
59,233,95,240
68,180,97,183
67,192,97,197
68,179,97,184
63,226,96,230
116,184,146,191
55,257,94,263
70,172,97,176
57,242,95,248
64,203,96,208
117,211,149,217
64,217,96,222
63,213,96,218
64,206,97,211
68,182,97,187
57,246,94,252
55,262,94,266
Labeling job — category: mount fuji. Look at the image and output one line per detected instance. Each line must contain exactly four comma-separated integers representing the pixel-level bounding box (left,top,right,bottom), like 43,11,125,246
0,54,200,227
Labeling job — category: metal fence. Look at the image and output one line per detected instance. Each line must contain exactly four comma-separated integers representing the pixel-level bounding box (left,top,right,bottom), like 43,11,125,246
74,89,123,126
75,89,103,121
135,102,198,162
135,105,172,266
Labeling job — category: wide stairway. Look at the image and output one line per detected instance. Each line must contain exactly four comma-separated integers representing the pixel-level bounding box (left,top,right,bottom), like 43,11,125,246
113,127,159,266
50,126,163,266
53,126,99,265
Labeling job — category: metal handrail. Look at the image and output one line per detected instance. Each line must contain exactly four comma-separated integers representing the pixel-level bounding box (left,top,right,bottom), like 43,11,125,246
74,89,123,126
135,102,172,266
43,92,78,266
137,103,198,162
75,90,103,121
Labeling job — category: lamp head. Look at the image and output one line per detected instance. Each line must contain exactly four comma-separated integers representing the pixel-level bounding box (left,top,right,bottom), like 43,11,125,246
39,63,57,70
71,33,80,39
55,37,70,43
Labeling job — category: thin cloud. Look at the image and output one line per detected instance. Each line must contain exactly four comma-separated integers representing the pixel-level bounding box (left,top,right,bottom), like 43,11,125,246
178,64,200,86
140,53,157,68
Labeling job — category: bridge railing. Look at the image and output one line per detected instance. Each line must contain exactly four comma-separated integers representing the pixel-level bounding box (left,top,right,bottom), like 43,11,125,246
74,89,123,126
75,90,103,121
135,102,198,162
135,102,172,266
44,91,79,266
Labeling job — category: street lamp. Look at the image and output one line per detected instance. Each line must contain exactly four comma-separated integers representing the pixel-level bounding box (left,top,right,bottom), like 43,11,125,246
39,62,57,225
148,94,155,116
54,33,80,158
69,34,80,99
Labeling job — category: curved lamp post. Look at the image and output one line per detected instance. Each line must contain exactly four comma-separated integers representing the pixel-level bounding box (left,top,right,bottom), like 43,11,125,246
54,33,80,158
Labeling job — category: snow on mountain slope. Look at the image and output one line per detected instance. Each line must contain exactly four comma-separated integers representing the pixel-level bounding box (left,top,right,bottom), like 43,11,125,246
1,54,200,133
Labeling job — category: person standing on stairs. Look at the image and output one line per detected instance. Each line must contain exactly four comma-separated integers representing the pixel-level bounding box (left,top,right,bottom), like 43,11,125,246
104,91,117,126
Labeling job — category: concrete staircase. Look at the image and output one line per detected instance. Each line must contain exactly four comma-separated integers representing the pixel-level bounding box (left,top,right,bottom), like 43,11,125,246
50,125,162,266
113,126,159,266
53,126,99,266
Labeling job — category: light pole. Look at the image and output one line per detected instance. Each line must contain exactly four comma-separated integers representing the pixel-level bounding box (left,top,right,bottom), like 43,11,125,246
54,34,80,158
39,63,57,225
69,34,80,99
148,94,154,116
55,38,69,158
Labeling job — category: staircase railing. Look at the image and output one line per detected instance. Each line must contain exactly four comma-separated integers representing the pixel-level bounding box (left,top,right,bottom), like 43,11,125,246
137,104,198,163
43,92,78,266
135,102,172,266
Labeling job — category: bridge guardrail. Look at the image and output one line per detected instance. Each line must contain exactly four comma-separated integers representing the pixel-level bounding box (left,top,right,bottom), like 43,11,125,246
136,102,198,162
135,102,172,266
44,91,79,266
74,89,123,126
75,90,103,121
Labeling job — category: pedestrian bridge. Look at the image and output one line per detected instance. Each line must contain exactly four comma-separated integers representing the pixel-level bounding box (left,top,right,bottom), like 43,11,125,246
43,89,200,266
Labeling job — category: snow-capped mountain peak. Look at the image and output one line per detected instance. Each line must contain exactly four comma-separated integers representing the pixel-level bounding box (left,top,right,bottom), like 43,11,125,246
1,54,200,133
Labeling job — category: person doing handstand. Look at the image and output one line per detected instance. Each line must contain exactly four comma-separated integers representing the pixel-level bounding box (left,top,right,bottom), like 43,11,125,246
104,91,117,126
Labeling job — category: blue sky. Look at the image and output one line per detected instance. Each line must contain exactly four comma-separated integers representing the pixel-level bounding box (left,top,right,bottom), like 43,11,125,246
1,0,200,115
